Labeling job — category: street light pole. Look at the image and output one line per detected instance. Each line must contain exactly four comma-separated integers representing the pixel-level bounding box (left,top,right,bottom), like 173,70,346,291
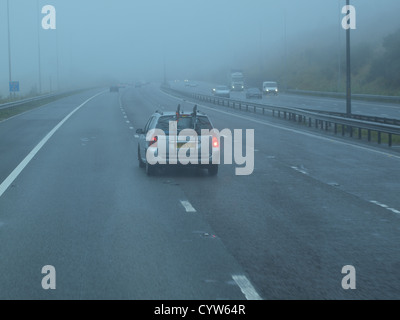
284,8,288,93
7,0,12,99
346,0,352,117
338,0,342,92
36,0,42,94
163,54,167,85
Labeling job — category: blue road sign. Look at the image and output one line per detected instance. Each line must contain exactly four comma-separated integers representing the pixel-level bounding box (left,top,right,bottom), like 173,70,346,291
9,81,20,92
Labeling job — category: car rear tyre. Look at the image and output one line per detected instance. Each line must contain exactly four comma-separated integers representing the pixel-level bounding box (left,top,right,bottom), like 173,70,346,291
146,161,156,176
138,146,145,168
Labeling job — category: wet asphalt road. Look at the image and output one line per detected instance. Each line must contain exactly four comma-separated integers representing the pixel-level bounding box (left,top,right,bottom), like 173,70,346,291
0,84,399,299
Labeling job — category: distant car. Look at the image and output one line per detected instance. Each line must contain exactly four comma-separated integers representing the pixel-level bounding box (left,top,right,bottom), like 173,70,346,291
213,85,230,98
262,81,279,96
246,87,262,99
110,86,119,92
136,105,220,176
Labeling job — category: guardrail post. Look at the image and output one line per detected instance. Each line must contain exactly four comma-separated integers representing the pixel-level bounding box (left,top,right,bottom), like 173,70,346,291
334,123,338,134
368,130,371,142
389,134,392,147
378,131,381,144
342,125,345,136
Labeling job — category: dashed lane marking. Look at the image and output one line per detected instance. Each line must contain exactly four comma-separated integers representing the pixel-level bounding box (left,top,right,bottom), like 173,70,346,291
180,200,196,213
232,275,262,300
370,201,400,214
291,166,308,175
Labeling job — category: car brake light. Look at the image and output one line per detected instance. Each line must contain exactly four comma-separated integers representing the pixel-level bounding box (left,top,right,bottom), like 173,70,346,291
150,136,158,146
212,136,219,148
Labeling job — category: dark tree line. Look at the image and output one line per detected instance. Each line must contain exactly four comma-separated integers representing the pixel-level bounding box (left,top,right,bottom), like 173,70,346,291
369,28,400,89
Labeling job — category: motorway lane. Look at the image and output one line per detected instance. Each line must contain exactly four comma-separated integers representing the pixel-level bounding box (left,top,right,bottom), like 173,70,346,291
174,81,400,119
122,84,400,299
0,89,248,299
0,84,399,299
0,89,105,188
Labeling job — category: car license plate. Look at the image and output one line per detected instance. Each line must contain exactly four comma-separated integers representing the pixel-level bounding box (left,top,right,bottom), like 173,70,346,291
177,142,196,149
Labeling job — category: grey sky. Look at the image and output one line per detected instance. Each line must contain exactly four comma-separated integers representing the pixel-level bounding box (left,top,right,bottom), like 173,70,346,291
1,0,399,96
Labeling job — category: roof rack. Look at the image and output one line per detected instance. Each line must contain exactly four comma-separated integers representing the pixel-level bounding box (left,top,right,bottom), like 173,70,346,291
176,104,181,120
192,105,198,129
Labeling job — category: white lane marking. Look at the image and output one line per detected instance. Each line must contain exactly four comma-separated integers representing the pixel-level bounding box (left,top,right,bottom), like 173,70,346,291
134,134,139,138
291,166,308,175
119,92,123,107
180,200,196,213
161,90,400,160
0,91,106,198
232,275,262,300
126,120,130,124
370,200,400,214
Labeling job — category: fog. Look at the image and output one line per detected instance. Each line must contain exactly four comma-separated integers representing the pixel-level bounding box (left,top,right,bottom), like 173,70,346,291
1,0,399,97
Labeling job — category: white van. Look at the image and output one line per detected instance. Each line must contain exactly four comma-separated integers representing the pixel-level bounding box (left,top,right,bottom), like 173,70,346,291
262,81,279,96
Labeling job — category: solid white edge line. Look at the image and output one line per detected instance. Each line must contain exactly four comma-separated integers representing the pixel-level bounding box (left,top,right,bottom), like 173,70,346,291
0,91,106,198
232,275,262,300
161,89,400,160
180,200,196,212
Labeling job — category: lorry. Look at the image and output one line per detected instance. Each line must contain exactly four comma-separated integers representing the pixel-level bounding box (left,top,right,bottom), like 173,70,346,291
228,70,245,91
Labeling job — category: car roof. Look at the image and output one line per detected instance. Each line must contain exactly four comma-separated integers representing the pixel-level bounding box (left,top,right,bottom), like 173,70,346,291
153,109,208,117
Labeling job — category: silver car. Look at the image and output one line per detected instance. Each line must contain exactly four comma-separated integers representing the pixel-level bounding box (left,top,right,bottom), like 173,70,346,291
213,85,230,98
